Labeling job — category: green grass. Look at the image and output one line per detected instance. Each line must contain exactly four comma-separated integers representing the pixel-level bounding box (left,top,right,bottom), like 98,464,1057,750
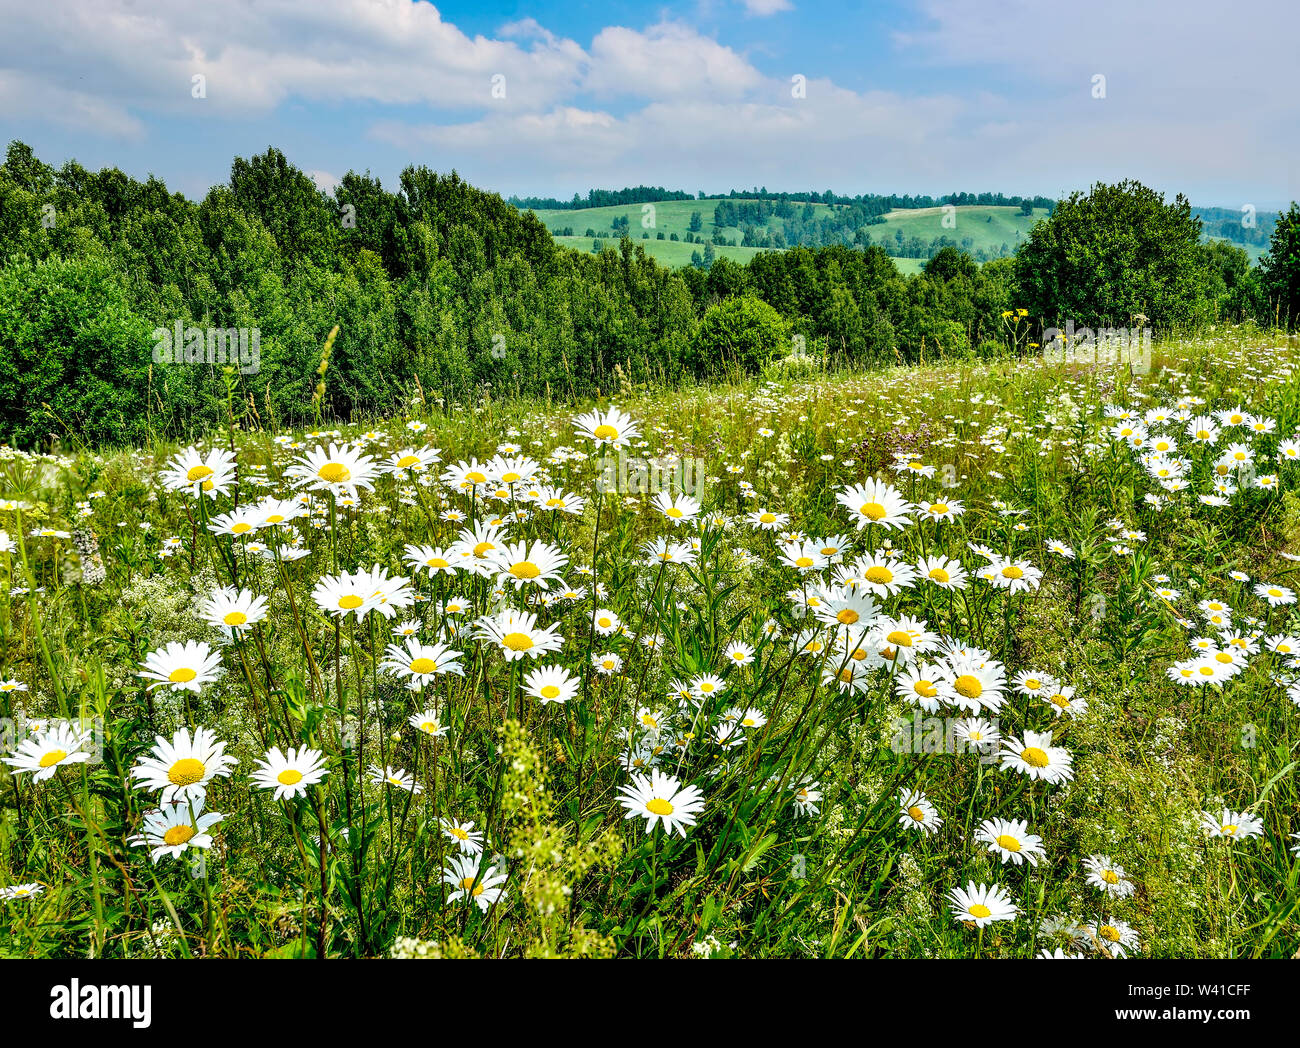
2,331,1299,959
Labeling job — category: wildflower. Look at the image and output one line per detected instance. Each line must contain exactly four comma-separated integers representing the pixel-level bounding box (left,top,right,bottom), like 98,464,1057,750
2,721,93,781
948,882,1018,927
138,640,222,694
130,797,225,863
617,770,706,837
131,726,237,803
251,747,327,799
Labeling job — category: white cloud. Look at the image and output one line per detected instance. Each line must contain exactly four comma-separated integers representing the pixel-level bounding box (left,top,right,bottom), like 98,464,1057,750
739,0,794,15
584,22,763,99
0,0,1292,203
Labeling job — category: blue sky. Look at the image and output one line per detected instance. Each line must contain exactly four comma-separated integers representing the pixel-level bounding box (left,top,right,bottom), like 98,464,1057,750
1,0,1296,209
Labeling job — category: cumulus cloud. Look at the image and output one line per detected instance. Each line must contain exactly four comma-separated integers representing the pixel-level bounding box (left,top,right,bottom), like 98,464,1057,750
0,0,1292,202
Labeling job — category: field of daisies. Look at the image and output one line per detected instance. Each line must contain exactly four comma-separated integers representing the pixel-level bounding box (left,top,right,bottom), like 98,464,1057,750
2,330,1300,959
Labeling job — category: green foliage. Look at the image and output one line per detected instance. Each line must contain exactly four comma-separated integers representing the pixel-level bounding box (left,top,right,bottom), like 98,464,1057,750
689,295,790,376
1259,203,1300,326
1014,179,1213,330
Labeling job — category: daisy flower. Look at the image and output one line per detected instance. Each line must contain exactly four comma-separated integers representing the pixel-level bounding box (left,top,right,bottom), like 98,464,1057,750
1083,855,1136,898
286,442,379,499
137,640,222,694
948,881,1018,927
473,609,564,660
0,883,45,901
443,819,486,855
369,764,422,794
1080,919,1140,958
160,446,236,499
836,478,913,531
2,721,93,781
251,747,327,799
653,492,701,525
1000,729,1073,784
130,797,224,863
409,709,449,737
381,639,465,687
443,854,509,911
1199,808,1264,840
522,665,580,705
617,770,706,837
200,587,269,633
977,818,1046,866
898,789,942,834
916,555,968,589
573,406,639,449
131,726,237,803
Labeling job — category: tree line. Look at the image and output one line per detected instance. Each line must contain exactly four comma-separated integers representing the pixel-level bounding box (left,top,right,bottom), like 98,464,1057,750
0,143,1296,448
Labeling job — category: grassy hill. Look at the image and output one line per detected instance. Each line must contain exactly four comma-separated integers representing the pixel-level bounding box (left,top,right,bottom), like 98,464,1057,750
526,198,1047,273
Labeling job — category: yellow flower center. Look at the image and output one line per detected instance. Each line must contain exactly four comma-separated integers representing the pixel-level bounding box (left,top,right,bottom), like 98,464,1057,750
1020,747,1049,768
466,471,486,484
473,541,494,557
968,904,991,919
409,658,437,674
1001,565,1024,579
953,674,983,698
338,595,364,610
277,769,303,785
907,805,925,821
836,608,860,624
1102,870,1119,885
1221,824,1236,835
503,632,534,651
859,501,886,520
885,630,913,647
427,557,448,569
168,758,206,785
929,503,948,514
540,685,561,699
929,568,950,583
460,877,485,895
865,566,893,584
509,561,541,580
501,472,521,483
914,681,937,698
163,825,196,847
223,611,247,626
39,749,67,768
397,455,420,468
666,507,683,518
593,424,619,440
168,667,197,684
795,556,814,567
759,512,776,524
231,522,252,534
318,462,351,484
1050,693,1071,707
645,798,674,816
186,465,213,482
996,834,1021,852
1100,925,1120,942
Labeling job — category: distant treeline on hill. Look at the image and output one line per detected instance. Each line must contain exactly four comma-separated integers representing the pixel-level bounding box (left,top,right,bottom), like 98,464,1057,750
508,186,697,210
511,185,1059,213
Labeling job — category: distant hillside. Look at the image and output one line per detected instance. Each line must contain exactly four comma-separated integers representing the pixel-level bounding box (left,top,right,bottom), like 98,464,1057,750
524,197,1046,270
517,189,1280,270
